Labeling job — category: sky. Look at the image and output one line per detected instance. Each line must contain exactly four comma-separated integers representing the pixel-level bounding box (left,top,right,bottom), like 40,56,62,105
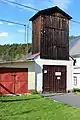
0,0,80,44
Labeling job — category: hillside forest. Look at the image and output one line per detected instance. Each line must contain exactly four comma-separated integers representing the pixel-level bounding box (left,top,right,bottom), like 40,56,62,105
0,43,32,61
0,36,77,61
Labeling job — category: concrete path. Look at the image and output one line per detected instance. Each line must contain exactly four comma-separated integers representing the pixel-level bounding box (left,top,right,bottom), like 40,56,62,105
43,93,80,107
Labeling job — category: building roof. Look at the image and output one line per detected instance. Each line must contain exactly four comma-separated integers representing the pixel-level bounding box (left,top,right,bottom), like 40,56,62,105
69,37,80,58
0,59,34,64
25,52,40,60
0,52,40,64
29,6,72,21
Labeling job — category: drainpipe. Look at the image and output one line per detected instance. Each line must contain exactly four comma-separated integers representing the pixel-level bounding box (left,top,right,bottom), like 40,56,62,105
69,55,76,66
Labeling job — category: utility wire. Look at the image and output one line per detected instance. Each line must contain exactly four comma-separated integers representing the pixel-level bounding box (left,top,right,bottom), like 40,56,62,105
2,0,39,11
2,0,80,26
0,18,26,26
70,20,80,25
0,18,32,31
0,18,32,30
1,5,80,27
0,18,29,44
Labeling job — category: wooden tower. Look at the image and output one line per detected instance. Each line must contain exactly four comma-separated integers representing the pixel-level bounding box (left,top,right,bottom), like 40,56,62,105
29,6,72,60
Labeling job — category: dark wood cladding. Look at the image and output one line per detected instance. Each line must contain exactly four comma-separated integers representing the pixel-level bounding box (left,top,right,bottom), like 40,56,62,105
32,16,41,54
40,14,69,60
31,7,71,60
43,65,66,93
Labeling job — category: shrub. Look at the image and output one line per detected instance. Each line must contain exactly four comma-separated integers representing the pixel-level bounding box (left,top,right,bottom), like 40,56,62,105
73,88,80,92
0,94,6,97
31,90,38,95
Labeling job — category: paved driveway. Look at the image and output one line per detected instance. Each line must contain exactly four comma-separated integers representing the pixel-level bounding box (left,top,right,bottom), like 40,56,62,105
44,93,80,107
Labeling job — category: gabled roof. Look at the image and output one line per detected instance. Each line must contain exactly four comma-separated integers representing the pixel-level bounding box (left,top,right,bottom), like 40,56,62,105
29,6,72,21
69,37,80,58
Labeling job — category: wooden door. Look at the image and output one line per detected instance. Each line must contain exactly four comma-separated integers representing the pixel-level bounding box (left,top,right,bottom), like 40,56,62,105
43,65,66,93
14,69,28,94
0,68,28,94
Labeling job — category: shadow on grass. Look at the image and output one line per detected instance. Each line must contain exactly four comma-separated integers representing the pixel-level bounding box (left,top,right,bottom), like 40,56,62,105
14,109,39,116
3,109,39,117
0,97,41,103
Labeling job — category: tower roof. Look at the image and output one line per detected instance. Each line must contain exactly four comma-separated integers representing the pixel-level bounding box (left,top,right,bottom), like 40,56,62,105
29,6,72,21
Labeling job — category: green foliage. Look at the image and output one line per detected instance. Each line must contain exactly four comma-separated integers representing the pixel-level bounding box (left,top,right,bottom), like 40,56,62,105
0,43,32,61
69,35,80,40
0,94,5,97
69,36,75,40
73,88,80,92
31,90,44,98
31,90,38,95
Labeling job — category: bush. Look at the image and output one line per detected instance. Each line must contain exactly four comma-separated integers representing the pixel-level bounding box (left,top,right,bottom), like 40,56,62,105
31,91,44,98
73,88,80,92
31,90,38,95
0,94,6,97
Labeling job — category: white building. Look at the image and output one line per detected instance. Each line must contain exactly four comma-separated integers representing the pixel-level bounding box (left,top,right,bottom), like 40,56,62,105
0,53,73,94
70,37,80,89
31,54,73,92
0,6,73,94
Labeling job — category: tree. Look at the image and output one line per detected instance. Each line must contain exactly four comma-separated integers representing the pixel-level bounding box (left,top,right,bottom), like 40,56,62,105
0,43,32,61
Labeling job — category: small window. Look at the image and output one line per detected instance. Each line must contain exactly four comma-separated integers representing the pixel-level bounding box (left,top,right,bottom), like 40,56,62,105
74,76,77,85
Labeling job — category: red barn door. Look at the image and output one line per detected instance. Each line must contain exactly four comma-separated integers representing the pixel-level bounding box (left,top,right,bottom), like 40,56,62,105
0,68,28,94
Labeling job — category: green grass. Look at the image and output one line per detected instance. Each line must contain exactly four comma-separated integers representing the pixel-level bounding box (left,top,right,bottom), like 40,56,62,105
0,94,80,120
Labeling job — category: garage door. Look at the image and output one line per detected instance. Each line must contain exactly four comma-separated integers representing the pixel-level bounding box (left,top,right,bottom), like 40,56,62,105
43,65,66,93
0,68,28,94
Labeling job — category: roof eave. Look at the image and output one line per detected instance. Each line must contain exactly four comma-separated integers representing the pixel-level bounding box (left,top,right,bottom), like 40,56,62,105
29,6,72,21
0,60,34,64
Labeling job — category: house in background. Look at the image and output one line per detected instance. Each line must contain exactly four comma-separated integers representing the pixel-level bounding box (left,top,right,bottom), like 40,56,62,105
70,37,80,89
0,6,73,94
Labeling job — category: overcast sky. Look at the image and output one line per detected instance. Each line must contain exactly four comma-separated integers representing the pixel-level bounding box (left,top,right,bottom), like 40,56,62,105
0,0,79,44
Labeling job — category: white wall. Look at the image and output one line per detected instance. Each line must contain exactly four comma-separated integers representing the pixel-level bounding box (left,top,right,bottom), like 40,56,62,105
0,61,35,91
0,58,73,92
35,56,73,92
73,58,80,88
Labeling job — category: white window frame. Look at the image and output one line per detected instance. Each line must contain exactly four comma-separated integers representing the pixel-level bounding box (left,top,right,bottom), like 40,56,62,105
74,76,77,86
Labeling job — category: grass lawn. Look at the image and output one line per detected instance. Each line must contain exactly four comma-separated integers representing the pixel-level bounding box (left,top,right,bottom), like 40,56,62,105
0,94,80,120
